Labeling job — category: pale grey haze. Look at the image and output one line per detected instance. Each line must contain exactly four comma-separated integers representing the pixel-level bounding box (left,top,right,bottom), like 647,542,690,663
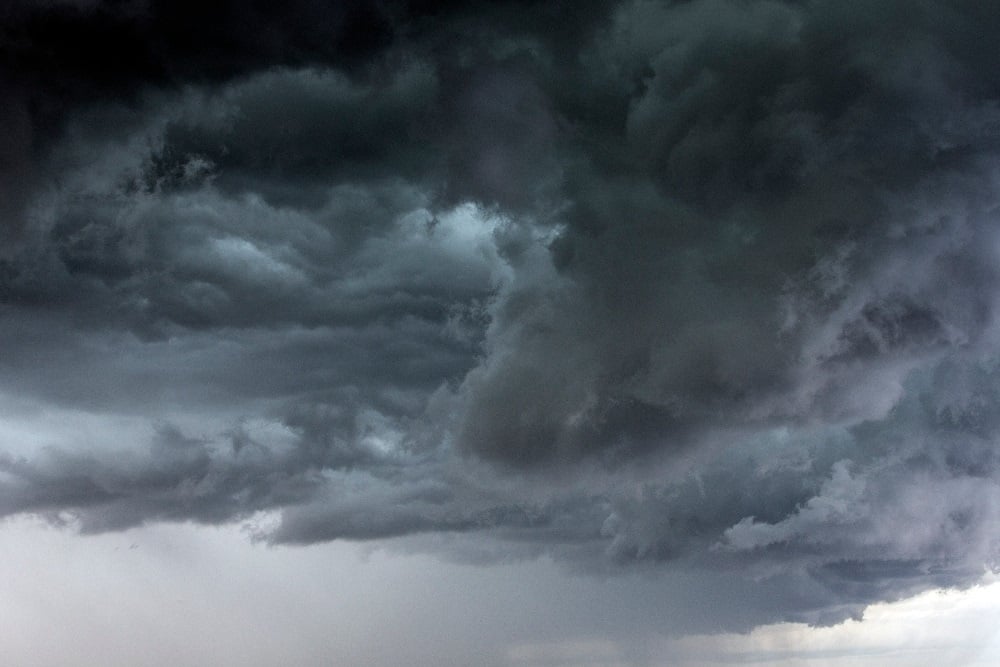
2,1,1000,664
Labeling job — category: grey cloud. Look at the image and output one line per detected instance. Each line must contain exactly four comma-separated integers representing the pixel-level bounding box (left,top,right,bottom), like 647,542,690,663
4,0,1000,634
148,65,441,204
451,0,1000,466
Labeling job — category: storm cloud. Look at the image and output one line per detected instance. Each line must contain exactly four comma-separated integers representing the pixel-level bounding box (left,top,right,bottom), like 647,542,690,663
4,0,1000,631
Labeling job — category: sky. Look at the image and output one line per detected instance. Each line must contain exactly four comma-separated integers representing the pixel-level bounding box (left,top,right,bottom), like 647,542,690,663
2,0,1000,664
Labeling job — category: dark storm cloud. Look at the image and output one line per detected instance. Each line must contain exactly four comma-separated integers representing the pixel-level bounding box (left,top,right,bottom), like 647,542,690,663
4,0,1000,632
0,0,611,238
454,0,1000,466
0,0,392,238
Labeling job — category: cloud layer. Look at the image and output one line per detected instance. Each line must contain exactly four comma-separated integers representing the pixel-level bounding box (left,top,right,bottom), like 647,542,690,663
4,0,1000,630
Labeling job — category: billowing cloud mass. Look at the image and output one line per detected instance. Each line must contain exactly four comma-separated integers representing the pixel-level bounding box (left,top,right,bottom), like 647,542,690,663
4,0,1000,632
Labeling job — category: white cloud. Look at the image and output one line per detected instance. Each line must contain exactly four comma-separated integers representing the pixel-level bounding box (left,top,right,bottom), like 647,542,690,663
658,573,1000,666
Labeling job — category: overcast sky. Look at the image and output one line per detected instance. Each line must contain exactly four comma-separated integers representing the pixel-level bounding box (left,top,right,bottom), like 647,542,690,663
3,1,1000,664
